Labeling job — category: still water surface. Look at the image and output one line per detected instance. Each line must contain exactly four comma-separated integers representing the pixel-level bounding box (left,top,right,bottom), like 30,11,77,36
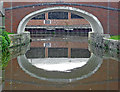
2,37,119,90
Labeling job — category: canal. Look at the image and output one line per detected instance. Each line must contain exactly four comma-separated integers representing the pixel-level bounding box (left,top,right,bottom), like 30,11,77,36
2,36,119,90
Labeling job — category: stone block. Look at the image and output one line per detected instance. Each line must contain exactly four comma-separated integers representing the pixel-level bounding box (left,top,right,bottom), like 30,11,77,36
0,17,2,27
0,1,5,16
9,32,30,47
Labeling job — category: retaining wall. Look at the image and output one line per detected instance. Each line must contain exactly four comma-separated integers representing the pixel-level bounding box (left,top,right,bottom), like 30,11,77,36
8,32,30,47
89,32,120,54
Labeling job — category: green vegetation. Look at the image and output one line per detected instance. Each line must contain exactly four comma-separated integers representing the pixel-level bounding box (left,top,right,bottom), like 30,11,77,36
0,36,8,51
0,49,10,70
109,35,120,40
0,16,11,69
2,31,11,46
0,28,11,69
8,32,14,34
0,29,11,50
52,32,55,34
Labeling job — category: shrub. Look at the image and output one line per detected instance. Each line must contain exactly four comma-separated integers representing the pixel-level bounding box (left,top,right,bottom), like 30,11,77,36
0,28,11,51
7,32,14,34
0,35,8,51
0,49,10,70
2,31,11,46
0,45,2,51
0,35,10,69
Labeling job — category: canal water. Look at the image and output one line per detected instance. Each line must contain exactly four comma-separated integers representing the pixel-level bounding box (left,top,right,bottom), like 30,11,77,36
2,36,119,90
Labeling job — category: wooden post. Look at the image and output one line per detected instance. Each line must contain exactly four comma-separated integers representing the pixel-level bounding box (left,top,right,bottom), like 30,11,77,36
68,12,71,20
45,12,48,20
45,47,48,58
68,47,71,58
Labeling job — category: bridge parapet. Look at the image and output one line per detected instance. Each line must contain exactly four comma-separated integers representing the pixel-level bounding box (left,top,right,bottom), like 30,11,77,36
0,1,4,16
9,31,30,47
89,32,120,57
89,32,110,46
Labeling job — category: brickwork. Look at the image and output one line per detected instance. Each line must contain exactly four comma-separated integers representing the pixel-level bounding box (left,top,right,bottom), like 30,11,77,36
3,2,120,35
31,41,88,49
27,12,89,26
27,19,89,26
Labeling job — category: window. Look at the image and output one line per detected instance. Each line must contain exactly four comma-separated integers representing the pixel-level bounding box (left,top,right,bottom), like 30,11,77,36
71,13,84,19
48,12,68,19
44,20,51,24
31,13,45,20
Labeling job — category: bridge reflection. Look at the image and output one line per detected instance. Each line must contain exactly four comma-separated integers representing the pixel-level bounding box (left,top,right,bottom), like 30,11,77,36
1,42,119,90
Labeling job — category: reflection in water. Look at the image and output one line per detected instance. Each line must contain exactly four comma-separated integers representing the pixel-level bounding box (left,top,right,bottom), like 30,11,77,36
89,44,120,61
16,43,119,83
2,40,119,84
27,58,89,72
0,49,10,69
2,37,119,90
17,53,103,82
0,44,30,69
9,44,30,59
1,44,30,89
25,48,91,72
25,47,91,58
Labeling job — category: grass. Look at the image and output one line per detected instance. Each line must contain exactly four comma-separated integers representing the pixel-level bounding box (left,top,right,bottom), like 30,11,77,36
0,28,14,34
0,46,2,50
109,35,120,40
7,32,14,34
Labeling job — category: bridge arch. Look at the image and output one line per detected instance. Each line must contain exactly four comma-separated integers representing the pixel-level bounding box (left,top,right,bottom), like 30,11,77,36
17,6,104,34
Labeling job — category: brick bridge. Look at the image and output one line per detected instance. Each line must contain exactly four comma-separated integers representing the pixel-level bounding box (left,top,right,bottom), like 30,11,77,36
3,1,120,35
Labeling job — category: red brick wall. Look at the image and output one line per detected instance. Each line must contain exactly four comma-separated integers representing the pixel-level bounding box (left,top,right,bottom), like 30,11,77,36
118,1,120,35
4,2,119,35
27,12,89,26
27,19,89,26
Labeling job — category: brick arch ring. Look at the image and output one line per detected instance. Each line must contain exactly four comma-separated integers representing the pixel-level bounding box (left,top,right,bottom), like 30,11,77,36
17,6,104,34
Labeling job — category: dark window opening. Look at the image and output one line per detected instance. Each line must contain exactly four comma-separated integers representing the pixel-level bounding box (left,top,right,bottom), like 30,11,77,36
48,48,68,58
71,13,84,19
25,28,92,37
48,12,68,19
31,13,45,20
